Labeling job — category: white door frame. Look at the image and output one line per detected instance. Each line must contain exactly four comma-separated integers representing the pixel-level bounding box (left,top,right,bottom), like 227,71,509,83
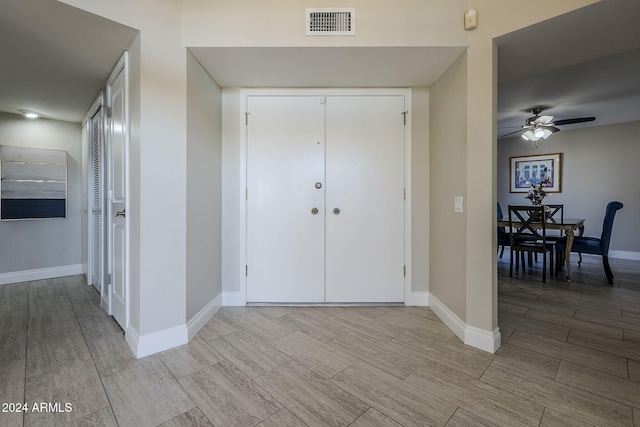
105,52,130,328
238,88,412,305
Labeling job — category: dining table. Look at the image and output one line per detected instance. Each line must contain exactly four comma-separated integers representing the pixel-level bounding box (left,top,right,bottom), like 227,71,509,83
497,217,585,281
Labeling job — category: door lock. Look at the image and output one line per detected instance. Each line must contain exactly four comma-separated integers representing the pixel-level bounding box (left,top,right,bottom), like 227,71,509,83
333,208,340,215
311,207,319,215
315,182,322,189
115,209,126,218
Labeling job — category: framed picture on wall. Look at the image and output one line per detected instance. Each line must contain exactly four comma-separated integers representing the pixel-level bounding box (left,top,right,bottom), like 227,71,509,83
510,152,561,193
0,145,68,220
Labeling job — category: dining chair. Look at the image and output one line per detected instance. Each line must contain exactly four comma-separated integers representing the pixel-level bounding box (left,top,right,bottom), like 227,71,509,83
497,202,510,258
523,203,564,266
508,205,555,283
555,201,623,284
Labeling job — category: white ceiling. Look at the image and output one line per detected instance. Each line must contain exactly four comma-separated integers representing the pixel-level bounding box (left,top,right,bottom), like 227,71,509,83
1,1,639,133
496,1,640,139
0,0,138,123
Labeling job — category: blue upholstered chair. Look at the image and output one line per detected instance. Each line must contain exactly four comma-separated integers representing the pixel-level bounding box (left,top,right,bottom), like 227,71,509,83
497,203,510,257
555,201,623,284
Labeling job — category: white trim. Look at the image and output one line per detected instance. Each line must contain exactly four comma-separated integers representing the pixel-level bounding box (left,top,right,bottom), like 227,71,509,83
428,293,465,341
0,264,84,286
187,293,223,340
126,323,188,359
428,293,501,354
608,250,640,261
223,291,246,306
465,325,501,354
405,291,429,307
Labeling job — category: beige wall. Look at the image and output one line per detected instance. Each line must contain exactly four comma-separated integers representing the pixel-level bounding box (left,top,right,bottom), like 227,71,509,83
186,52,223,320
183,0,468,48
429,53,468,320
410,88,430,292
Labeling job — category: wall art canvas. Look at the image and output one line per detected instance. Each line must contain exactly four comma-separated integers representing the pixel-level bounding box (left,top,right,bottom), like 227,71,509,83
0,146,67,220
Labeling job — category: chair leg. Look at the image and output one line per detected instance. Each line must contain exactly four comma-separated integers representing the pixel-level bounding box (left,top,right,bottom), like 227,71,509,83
555,251,564,275
603,256,614,285
578,253,583,266
549,250,554,277
520,251,525,271
499,245,505,258
542,251,546,283
510,249,514,277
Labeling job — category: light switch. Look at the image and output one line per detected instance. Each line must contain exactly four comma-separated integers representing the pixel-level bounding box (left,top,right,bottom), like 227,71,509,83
454,196,464,213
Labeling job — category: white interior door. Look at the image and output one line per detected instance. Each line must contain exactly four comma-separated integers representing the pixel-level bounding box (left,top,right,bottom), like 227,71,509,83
106,55,128,329
246,96,325,303
325,95,406,302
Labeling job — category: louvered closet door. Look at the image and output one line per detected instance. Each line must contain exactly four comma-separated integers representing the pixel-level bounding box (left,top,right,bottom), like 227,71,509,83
90,107,105,295
246,96,326,303
325,95,406,303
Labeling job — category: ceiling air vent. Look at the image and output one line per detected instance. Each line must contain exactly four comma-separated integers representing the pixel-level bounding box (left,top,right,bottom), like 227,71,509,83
306,8,355,36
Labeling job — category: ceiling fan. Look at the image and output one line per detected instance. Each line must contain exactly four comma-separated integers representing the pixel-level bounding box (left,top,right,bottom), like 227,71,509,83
501,107,596,148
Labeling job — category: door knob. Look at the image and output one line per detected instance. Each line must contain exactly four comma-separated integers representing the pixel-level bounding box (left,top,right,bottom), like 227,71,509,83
115,209,126,218
333,208,340,215
311,207,319,215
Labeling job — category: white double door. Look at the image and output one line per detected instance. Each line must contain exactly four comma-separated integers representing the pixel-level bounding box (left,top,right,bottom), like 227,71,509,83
246,94,406,303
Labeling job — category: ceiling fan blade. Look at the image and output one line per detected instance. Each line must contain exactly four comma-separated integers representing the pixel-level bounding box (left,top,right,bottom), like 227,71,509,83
534,115,554,125
554,116,596,126
500,129,524,137
547,126,561,133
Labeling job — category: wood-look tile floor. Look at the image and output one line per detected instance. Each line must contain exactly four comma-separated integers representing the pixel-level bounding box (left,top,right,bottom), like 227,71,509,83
1,253,639,426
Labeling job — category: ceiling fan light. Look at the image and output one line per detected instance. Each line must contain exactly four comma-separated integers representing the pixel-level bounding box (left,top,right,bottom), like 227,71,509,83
541,128,553,139
534,127,545,138
522,130,537,141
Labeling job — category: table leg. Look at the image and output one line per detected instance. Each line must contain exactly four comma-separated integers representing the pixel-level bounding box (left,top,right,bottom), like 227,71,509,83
565,229,575,281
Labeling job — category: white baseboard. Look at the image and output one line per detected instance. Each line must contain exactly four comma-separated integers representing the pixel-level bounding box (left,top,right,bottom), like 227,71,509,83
187,293,222,340
464,325,501,353
224,290,430,307
223,291,246,306
609,250,640,261
126,323,188,359
428,293,466,342
0,264,84,286
428,293,501,354
405,290,429,306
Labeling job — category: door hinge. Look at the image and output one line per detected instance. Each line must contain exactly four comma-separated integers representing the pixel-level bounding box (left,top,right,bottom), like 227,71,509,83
404,188,406,200
107,273,112,284
403,265,406,277
401,111,408,125
320,95,327,105
245,112,250,125
245,265,248,277
245,188,248,200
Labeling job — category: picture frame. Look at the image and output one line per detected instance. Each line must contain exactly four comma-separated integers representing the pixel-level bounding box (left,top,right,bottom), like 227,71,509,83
510,152,561,193
0,145,68,220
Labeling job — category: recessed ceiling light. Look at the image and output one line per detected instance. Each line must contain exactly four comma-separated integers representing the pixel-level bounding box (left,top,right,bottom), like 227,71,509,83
20,110,39,119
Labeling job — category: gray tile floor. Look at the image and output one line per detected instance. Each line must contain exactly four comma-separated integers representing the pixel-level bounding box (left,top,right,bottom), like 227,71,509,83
1,254,639,426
